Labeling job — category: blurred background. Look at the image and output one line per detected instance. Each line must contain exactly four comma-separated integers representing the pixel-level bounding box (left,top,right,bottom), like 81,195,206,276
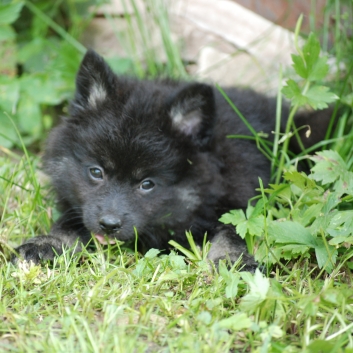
0,0,352,150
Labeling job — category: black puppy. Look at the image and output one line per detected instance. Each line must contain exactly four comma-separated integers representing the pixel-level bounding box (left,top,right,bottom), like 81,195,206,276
14,50,330,269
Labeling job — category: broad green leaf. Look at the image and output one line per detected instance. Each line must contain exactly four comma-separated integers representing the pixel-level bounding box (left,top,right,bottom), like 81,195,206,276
314,239,337,272
310,150,346,185
327,211,353,238
219,209,245,226
168,253,187,270
0,2,24,25
220,201,265,239
308,56,329,81
284,171,317,191
310,150,353,196
214,312,252,331
307,150,353,195
236,222,248,239
157,271,180,282
310,209,338,235
299,203,323,227
238,214,263,238
0,24,15,41
133,259,149,277
334,176,353,196
219,262,240,298
240,269,270,312
304,85,338,110
225,274,240,299
269,204,290,219
241,270,270,298
246,199,265,218
246,216,265,237
0,111,18,148
255,242,294,264
291,53,307,79
196,311,212,325
282,79,308,106
265,183,291,199
20,74,64,105
329,236,353,246
17,94,42,136
18,38,56,71
261,324,284,340
278,244,310,258
306,340,338,353
269,221,336,271
218,260,230,280
269,221,317,247
0,76,20,113
311,150,346,167
302,33,321,72
321,192,341,214
254,241,271,263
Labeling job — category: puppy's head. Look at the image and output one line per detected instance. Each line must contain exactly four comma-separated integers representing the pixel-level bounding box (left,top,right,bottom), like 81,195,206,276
44,50,218,245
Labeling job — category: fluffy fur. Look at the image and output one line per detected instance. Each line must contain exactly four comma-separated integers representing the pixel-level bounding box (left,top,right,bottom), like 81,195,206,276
14,50,330,269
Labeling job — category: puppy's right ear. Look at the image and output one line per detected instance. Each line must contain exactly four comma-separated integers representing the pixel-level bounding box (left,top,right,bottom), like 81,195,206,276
71,50,116,112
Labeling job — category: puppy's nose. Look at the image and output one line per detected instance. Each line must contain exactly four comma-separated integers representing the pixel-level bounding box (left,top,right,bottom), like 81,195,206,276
99,216,122,233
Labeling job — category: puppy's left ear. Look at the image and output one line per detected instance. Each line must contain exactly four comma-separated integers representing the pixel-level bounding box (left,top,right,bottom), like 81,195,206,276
168,83,216,147
72,49,116,112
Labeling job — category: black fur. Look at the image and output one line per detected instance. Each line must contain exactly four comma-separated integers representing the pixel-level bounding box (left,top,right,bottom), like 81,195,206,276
13,50,331,269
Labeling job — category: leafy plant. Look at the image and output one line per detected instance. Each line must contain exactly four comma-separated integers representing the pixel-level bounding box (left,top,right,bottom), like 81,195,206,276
0,1,89,148
219,17,353,274
0,0,187,149
221,150,353,274
277,15,338,183
218,16,340,188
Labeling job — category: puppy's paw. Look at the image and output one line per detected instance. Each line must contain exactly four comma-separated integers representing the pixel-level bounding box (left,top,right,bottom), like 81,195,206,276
12,236,64,265
208,225,258,272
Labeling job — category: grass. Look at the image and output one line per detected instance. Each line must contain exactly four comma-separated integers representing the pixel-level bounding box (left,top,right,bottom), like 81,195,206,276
1,0,353,352
1,175,353,353
2,134,353,352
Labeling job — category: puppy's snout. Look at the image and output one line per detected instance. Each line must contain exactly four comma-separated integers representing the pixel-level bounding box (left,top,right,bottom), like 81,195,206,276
99,216,122,233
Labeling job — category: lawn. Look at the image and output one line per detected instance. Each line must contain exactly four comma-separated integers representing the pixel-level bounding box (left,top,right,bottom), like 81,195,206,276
1,1,353,352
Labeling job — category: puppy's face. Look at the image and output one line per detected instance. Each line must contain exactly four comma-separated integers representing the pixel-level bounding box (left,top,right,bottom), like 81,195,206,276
45,118,202,246
44,50,216,245
73,127,194,244
79,157,201,245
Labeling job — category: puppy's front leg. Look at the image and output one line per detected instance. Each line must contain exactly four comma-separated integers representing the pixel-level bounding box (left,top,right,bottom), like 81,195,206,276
208,225,257,272
12,210,91,264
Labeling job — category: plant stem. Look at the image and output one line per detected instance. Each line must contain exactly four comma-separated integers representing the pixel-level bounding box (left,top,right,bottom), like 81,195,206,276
24,0,86,54
275,103,299,184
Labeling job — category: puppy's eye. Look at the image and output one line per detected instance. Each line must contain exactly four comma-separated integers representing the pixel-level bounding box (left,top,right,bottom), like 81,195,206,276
140,180,155,191
89,167,104,180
